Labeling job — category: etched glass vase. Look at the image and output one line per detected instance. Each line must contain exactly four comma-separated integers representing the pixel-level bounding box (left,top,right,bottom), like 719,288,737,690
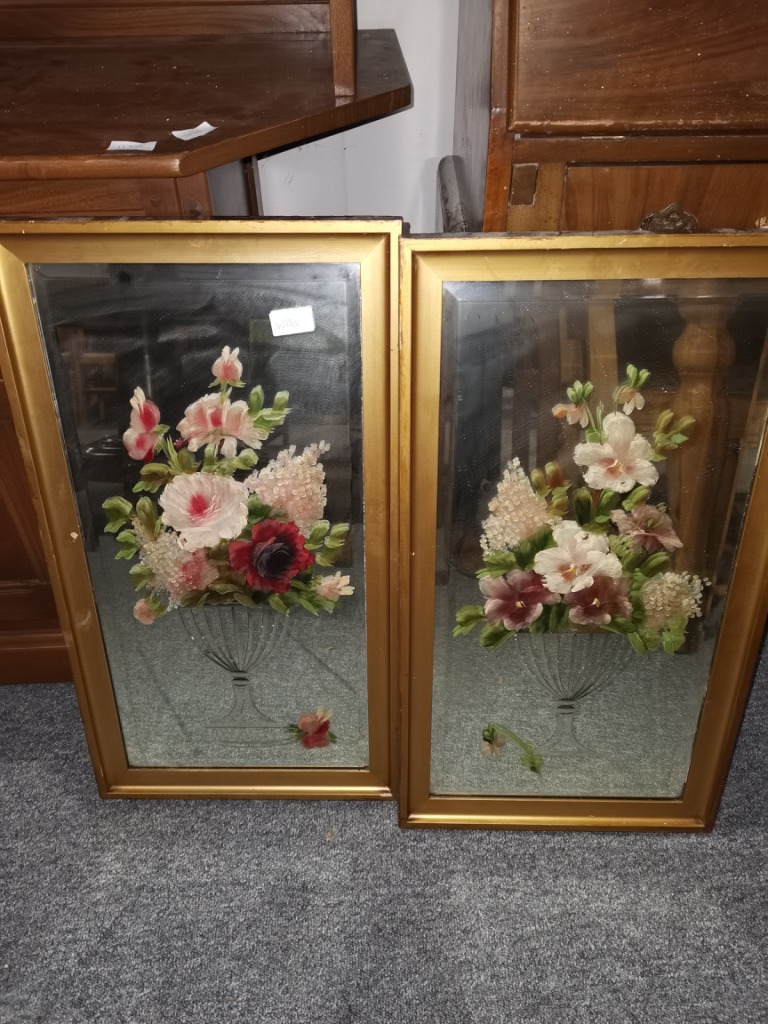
178,603,289,736
514,630,633,755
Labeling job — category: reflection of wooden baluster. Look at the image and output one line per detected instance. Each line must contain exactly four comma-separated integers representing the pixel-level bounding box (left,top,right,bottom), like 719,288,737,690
706,329,768,602
528,303,565,468
587,283,621,395
56,326,87,429
558,309,583,384
668,295,735,576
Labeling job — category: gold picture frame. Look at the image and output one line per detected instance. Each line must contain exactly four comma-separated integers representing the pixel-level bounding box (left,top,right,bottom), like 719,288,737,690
0,219,400,799
399,234,768,831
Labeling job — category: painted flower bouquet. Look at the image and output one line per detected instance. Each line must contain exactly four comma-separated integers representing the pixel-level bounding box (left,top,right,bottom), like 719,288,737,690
102,347,353,745
103,346,353,624
455,365,705,656
454,365,707,771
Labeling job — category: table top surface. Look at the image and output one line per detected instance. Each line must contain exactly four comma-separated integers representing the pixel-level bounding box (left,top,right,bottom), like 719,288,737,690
0,29,411,179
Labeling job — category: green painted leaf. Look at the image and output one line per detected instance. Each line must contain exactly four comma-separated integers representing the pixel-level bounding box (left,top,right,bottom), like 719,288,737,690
176,449,199,474
596,489,618,516
640,552,670,577
307,520,331,546
628,632,648,655
268,593,289,615
248,385,264,416
622,548,647,572
572,488,593,526
453,605,485,636
115,530,139,560
134,496,158,533
208,581,243,595
129,563,153,590
103,495,134,532
134,463,172,493
103,495,133,517
479,622,512,649
609,616,636,633
479,550,518,577
548,602,569,631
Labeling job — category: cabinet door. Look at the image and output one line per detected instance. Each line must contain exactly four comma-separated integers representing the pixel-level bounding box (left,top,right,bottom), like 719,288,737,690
562,164,768,231
509,0,768,134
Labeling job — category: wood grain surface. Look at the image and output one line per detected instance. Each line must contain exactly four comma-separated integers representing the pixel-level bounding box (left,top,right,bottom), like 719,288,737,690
563,163,768,230
510,0,768,133
0,2,331,39
0,30,410,180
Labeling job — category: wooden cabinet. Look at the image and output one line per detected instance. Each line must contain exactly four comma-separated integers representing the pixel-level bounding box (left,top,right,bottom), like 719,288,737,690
0,357,70,681
452,0,768,232
445,0,768,644
0,0,411,683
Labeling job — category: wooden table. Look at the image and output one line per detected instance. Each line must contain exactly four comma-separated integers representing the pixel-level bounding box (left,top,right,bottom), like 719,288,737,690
0,29,411,218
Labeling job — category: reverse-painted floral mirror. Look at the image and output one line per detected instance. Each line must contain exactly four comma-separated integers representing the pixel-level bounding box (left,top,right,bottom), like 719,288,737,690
400,235,768,830
0,221,399,798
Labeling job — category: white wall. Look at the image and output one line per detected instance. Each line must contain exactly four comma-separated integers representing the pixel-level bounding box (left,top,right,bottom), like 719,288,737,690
257,0,459,233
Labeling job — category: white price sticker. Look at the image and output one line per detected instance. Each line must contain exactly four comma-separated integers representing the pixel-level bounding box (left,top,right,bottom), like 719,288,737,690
268,306,316,337
107,140,157,152
171,121,217,141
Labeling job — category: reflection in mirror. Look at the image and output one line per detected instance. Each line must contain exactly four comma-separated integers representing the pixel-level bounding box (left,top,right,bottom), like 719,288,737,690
29,263,368,769
432,278,768,798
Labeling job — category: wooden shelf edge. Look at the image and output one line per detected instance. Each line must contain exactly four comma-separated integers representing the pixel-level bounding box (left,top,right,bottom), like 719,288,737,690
0,30,412,181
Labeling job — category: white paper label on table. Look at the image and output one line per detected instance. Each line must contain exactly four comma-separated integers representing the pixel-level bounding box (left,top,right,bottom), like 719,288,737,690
269,306,316,337
107,140,157,152
171,122,217,141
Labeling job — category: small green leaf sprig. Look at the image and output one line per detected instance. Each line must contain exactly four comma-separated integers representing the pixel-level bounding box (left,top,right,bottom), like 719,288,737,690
482,723,544,774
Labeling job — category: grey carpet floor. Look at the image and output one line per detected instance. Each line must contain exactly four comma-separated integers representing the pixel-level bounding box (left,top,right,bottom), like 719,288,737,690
1,648,767,1024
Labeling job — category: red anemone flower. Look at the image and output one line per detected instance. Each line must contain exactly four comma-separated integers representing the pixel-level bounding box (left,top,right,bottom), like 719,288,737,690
229,519,314,593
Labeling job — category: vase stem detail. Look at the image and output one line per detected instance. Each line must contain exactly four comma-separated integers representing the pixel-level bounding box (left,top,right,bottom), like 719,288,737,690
179,604,289,737
515,632,633,755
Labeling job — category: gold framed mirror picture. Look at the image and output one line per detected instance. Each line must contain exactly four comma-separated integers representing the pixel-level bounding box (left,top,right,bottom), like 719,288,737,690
0,220,400,799
399,234,768,830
